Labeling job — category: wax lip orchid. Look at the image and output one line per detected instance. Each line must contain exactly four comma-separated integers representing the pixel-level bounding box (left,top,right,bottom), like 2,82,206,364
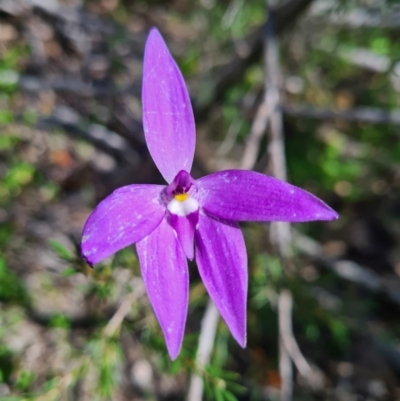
81,28,338,359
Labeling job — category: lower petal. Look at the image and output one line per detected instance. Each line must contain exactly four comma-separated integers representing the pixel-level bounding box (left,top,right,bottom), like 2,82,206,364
136,219,189,360
195,213,248,347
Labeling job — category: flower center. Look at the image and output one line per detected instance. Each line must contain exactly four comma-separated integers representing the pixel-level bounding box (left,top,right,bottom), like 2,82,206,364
174,193,189,202
167,196,198,217
164,170,199,217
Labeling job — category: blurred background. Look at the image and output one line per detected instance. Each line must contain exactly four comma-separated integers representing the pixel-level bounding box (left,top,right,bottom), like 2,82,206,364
1,0,400,400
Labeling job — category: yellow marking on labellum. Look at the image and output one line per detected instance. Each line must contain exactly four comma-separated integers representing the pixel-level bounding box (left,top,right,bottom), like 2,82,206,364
174,193,189,202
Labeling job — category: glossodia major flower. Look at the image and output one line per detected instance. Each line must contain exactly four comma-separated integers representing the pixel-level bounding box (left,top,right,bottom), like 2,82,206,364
81,28,338,359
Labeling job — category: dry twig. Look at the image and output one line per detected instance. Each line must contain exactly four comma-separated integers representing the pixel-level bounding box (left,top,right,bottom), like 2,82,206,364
263,4,293,399
264,1,320,398
240,101,270,169
284,104,400,125
104,280,145,337
186,300,220,401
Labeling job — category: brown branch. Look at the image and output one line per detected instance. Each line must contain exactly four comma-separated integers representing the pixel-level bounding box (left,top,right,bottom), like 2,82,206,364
319,7,400,29
284,104,400,125
20,75,139,97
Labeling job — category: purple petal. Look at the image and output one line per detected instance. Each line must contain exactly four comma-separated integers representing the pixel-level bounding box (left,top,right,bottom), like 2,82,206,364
195,213,247,347
136,219,189,359
142,28,196,183
195,170,338,222
82,185,165,265
169,210,198,260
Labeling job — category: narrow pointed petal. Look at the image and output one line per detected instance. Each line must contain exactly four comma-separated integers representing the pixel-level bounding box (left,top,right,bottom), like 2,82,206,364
196,170,338,223
169,211,198,260
195,213,247,347
82,185,165,265
136,219,189,359
142,28,195,183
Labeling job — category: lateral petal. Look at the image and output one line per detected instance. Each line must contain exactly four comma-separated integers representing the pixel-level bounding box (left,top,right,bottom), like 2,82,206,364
196,170,338,222
195,213,247,347
136,219,189,360
81,185,165,265
142,28,196,183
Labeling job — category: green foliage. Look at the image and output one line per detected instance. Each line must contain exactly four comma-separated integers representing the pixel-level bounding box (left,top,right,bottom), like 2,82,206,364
0,344,14,384
0,223,13,249
0,46,27,95
49,314,71,330
0,70,19,93
61,267,77,277
204,366,246,401
48,240,74,261
0,46,27,97
112,247,139,273
305,323,320,342
1,162,36,200
0,258,28,305
0,134,19,151
21,110,38,126
0,110,14,125
250,253,282,309
91,265,115,299
87,336,123,398
371,36,390,55
328,317,351,351
15,370,36,392
0,46,28,71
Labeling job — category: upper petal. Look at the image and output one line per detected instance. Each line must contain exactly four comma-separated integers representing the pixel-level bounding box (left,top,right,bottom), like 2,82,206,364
81,185,165,265
195,170,338,222
195,213,247,347
136,219,189,360
142,28,196,183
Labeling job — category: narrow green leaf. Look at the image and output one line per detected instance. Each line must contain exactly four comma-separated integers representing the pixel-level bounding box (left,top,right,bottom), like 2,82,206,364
49,239,73,260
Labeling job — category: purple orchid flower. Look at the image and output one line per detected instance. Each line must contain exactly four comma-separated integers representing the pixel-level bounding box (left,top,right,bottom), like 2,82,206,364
81,28,338,360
